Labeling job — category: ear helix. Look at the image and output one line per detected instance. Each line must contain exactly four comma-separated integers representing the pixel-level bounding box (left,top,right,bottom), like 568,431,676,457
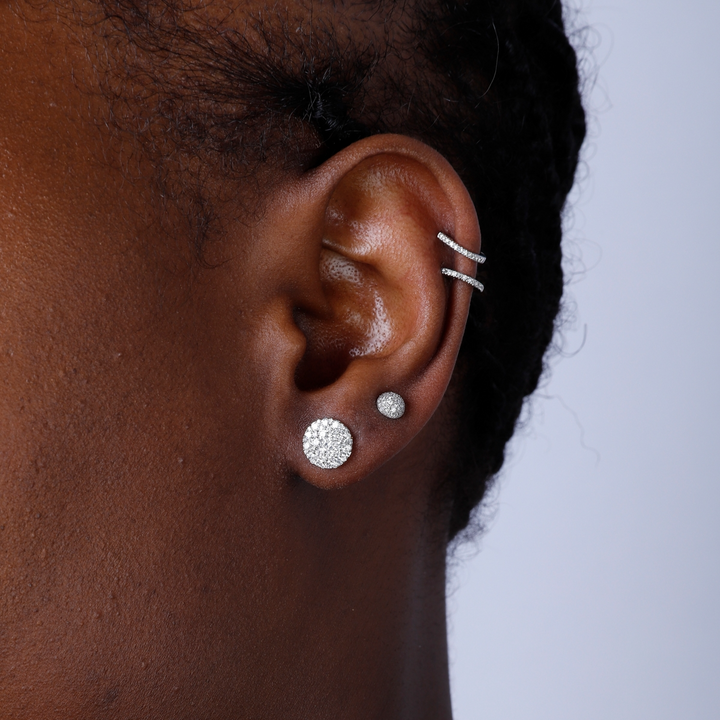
301,231,483,471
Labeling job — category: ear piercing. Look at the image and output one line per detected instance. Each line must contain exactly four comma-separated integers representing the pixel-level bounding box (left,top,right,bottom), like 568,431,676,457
303,418,353,469
437,231,485,292
302,392,406,470
376,391,405,419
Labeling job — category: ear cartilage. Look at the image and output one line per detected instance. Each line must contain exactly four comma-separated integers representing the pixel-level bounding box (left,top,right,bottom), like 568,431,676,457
376,392,406,420
437,231,485,293
303,418,353,469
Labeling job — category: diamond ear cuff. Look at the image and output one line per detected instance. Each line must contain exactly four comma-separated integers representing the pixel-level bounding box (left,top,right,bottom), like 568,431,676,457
437,231,485,292
376,391,405,419
303,418,354,469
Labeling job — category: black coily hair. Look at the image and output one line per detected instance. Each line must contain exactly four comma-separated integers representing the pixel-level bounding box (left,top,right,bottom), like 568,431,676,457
93,0,586,540
417,1,587,538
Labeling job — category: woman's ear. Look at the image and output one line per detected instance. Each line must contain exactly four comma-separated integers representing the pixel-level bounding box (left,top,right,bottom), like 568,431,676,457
239,134,482,490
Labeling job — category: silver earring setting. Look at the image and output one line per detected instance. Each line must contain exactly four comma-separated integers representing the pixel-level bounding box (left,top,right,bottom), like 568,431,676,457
376,391,405,419
303,418,353,469
437,231,485,292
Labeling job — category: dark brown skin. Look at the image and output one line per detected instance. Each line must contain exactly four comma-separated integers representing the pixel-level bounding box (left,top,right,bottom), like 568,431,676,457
0,3,482,717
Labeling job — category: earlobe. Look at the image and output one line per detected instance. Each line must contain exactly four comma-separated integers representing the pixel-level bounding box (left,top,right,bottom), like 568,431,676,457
250,135,482,490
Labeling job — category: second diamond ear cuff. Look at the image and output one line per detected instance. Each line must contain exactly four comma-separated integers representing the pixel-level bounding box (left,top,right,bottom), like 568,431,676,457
376,392,405,419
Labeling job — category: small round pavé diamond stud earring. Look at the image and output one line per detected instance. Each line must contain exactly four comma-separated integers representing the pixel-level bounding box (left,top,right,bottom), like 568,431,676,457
376,392,405,420
303,418,353,469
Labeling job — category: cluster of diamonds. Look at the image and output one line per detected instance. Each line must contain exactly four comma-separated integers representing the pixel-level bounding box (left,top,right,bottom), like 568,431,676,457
303,418,353,469
376,392,406,419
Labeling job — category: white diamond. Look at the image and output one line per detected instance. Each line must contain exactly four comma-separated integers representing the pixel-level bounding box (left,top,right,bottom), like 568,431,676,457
302,418,353,469
376,392,405,419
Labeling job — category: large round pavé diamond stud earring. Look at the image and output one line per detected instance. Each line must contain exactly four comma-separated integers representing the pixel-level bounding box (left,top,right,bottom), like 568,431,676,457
302,418,354,469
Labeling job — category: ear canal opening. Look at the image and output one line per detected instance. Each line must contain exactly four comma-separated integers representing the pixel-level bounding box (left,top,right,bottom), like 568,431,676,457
293,307,352,392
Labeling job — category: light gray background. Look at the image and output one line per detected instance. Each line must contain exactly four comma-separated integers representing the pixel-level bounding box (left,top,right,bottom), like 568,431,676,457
448,1,720,719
